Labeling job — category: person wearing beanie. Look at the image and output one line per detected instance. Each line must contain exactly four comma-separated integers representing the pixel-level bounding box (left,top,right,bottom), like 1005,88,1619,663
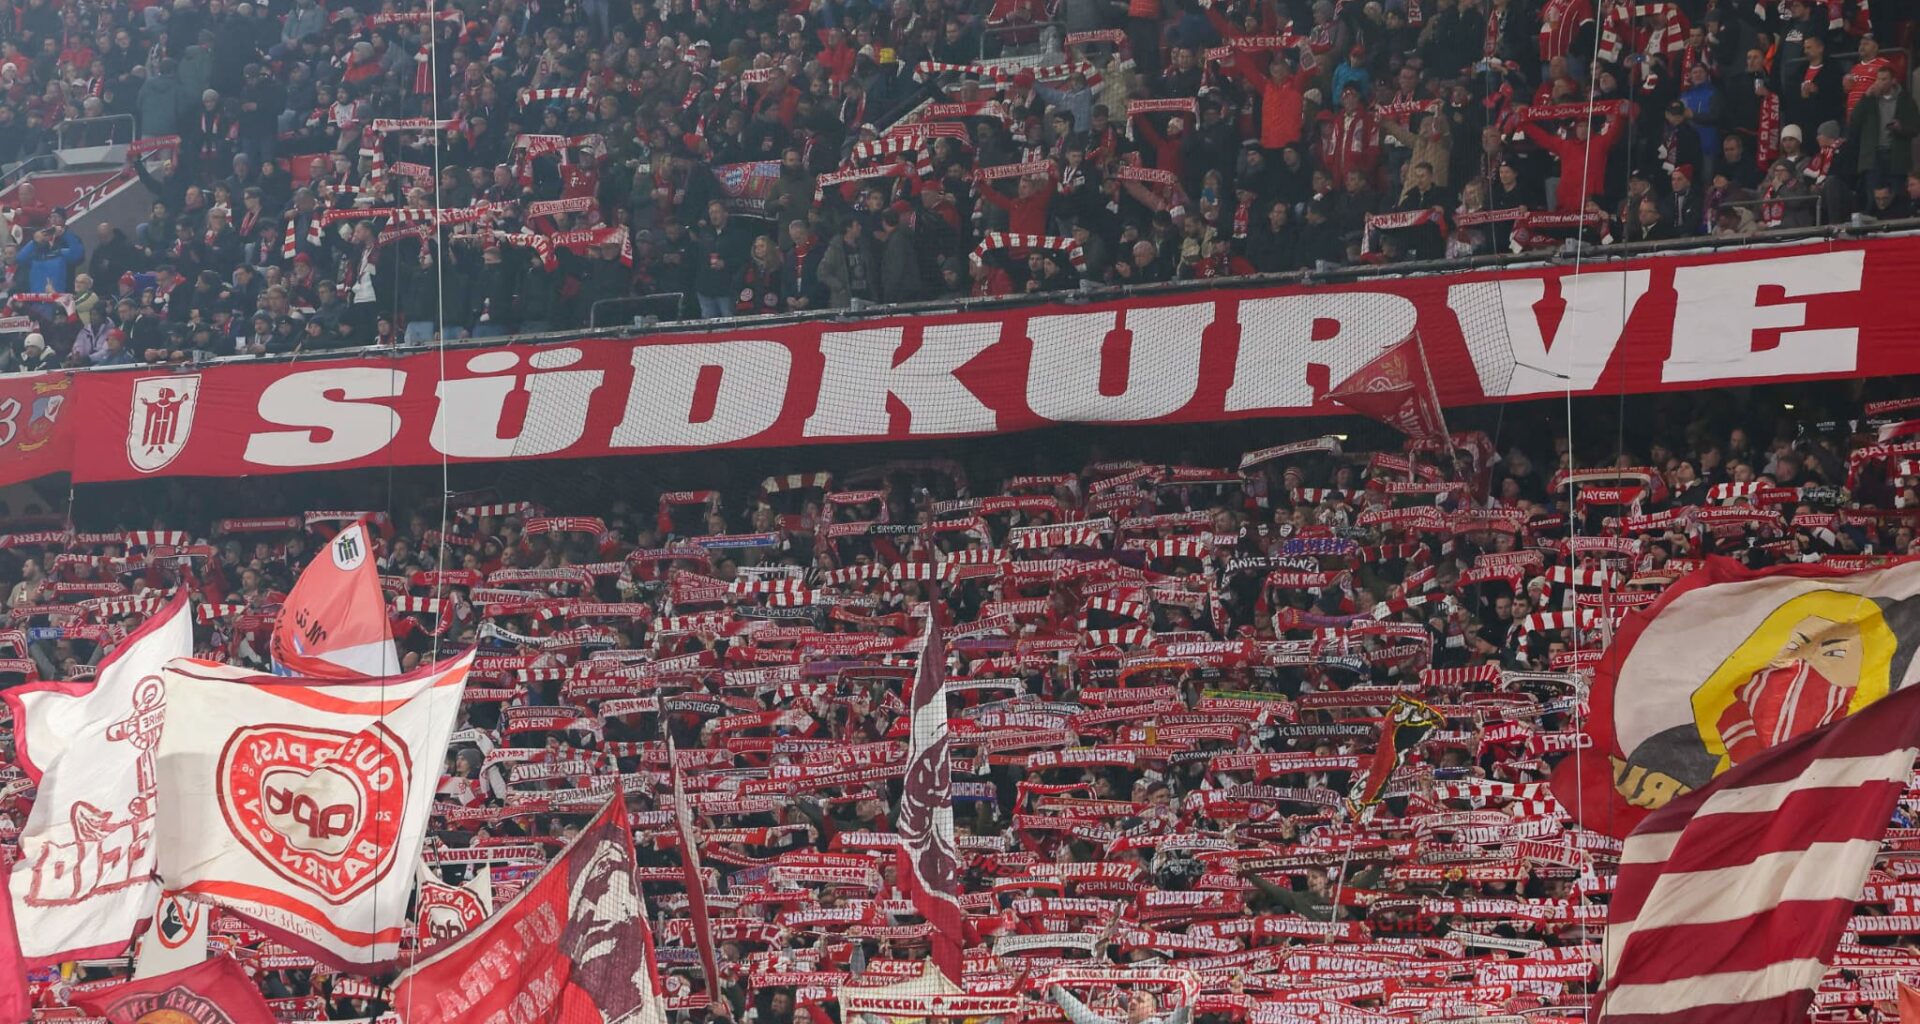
1332,46,1372,103
1805,119,1851,222
1659,100,1703,179
17,331,54,372
1777,122,1809,179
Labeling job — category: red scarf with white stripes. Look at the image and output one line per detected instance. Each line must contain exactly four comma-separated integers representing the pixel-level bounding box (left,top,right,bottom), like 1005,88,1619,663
1757,90,1780,167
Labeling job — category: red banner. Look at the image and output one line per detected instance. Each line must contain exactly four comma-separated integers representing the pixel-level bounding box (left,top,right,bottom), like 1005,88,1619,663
12,237,1920,485
0,373,74,485
74,956,275,1023
391,795,667,1024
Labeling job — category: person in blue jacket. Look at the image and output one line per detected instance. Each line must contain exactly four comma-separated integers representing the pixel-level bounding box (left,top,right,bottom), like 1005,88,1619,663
14,220,85,294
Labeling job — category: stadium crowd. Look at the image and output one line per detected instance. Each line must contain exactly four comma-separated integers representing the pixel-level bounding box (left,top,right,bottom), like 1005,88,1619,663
4,383,1920,1018
0,0,1911,370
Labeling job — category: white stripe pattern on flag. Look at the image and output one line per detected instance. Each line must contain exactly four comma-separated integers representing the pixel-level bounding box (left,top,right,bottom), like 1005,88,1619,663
1604,958,1832,1018
1597,683,1920,1024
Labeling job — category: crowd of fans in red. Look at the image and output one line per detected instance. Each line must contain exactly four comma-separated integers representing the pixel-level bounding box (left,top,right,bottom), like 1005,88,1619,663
0,0,1911,371
3,385,1920,1018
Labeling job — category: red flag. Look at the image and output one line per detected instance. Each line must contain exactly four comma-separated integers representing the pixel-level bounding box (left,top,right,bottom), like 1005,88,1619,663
1598,679,1920,1024
896,618,967,982
270,519,399,678
670,738,723,1000
391,794,669,1024
1900,981,1920,1024
1325,337,1448,441
75,956,276,1023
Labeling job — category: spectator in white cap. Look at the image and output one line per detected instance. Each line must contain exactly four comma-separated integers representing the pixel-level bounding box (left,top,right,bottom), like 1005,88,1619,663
1778,123,1808,179
18,332,55,373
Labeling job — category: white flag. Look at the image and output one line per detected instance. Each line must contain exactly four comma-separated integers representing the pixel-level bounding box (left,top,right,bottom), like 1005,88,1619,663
0,593,191,967
152,650,473,968
132,891,209,978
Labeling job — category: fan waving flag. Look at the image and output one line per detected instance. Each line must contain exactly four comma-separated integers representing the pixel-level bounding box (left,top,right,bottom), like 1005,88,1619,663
391,794,669,1024
0,590,193,1013
151,650,472,968
270,519,400,678
1599,677,1920,1024
896,616,967,982
1553,557,1920,837
1325,336,1448,441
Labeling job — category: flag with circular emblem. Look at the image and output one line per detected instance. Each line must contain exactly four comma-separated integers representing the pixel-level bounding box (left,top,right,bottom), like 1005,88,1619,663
151,650,472,969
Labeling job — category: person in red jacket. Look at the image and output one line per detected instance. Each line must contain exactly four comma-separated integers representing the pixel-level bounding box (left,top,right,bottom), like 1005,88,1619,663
752,69,803,130
980,171,1056,236
1318,85,1382,186
818,28,857,89
1223,49,1320,158
1520,108,1624,212
969,257,1013,296
1132,112,1189,183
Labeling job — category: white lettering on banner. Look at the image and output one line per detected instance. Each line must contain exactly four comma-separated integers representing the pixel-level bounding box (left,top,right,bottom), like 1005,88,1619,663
611,341,792,447
803,325,999,436
1663,250,1866,383
1028,304,1209,421
432,348,604,457
1223,292,1419,411
34,240,1904,484
1451,271,1651,397
244,368,407,466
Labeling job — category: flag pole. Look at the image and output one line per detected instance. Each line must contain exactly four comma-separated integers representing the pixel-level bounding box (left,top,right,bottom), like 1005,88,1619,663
1413,328,1450,445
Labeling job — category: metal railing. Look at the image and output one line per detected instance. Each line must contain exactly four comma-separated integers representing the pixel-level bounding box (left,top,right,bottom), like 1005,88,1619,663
0,154,58,197
978,19,1063,60
54,114,134,151
590,293,685,328
1720,192,1825,228
17,217,1920,377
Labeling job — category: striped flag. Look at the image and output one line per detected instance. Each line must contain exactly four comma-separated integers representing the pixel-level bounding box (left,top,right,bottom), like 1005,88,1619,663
1599,680,1920,1024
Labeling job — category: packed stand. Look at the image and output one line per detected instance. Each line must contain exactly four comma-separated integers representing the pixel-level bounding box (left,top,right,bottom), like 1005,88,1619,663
2,385,1920,1017
0,0,1910,372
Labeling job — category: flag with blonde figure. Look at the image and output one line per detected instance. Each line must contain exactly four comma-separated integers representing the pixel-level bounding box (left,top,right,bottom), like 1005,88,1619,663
1553,558,1920,837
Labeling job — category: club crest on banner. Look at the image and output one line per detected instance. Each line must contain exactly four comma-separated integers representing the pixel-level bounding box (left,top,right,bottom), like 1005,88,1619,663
101,987,242,1024
21,377,68,452
217,722,413,904
125,374,201,474
418,882,486,950
328,527,368,571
